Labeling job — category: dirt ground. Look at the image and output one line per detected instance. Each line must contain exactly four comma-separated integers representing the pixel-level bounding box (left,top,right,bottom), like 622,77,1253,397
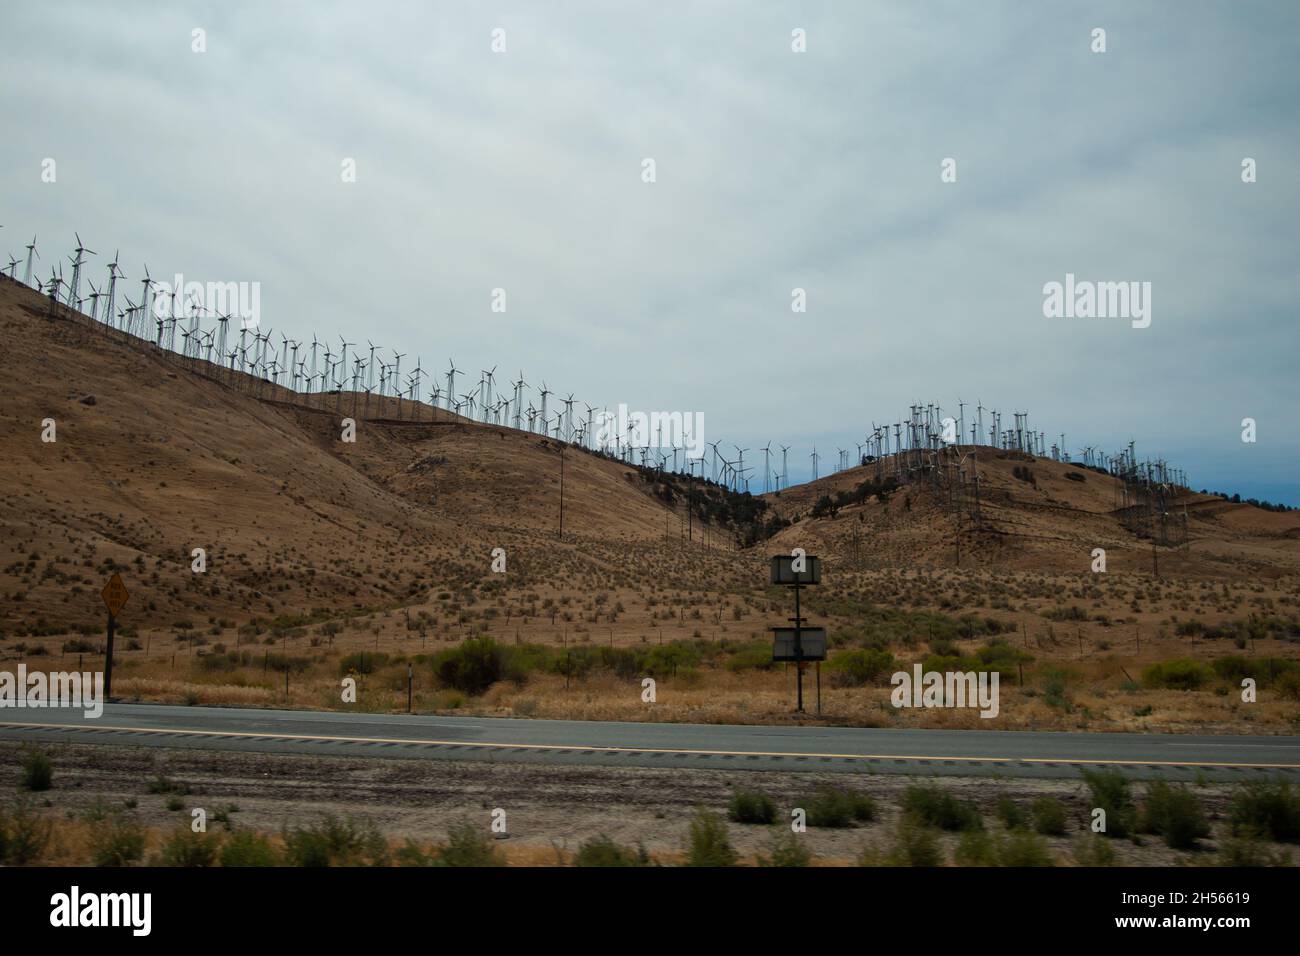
3,739,1292,867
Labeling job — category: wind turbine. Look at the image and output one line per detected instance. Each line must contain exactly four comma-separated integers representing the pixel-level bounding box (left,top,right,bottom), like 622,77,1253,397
445,360,460,411
22,235,38,288
67,233,95,310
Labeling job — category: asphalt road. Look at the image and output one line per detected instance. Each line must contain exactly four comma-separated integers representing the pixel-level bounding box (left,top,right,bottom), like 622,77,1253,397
2,704,1297,781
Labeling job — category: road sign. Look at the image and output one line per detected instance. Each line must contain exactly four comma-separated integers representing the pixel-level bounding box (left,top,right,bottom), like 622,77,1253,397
771,627,827,662
771,554,821,585
101,573,129,618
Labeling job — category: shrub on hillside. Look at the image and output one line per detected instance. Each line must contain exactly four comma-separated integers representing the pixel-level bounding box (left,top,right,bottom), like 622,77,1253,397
827,648,896,687
1141,659,1214,691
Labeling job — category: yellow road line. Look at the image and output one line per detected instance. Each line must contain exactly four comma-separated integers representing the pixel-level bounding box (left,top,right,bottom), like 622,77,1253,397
3,720,1298,770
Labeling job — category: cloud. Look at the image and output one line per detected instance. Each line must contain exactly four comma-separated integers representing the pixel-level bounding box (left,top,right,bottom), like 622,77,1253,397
3,0,1296,501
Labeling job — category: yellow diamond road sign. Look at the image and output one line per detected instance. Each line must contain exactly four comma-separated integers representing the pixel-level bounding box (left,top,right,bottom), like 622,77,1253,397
101,573,129,618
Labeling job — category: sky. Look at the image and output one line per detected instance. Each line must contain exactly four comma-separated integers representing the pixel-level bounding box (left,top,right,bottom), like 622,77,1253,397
2,1,1297,503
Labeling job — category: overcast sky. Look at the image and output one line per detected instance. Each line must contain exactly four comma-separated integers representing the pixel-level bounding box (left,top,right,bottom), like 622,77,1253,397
3,1,1297,502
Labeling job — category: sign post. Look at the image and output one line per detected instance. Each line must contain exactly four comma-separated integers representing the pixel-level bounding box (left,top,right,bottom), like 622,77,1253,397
770,554,823,713
100,573,129,700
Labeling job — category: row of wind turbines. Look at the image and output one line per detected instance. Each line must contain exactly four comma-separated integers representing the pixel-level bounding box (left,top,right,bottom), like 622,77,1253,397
2,228,1187,500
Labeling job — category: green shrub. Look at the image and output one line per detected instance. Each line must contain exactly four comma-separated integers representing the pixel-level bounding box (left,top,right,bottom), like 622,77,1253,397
1031,797,1068,836
996,829,1054,866
1072,834,1117,866
860,820,942,867
0,799,53,864
725,641,776,672
431,638,506,694
339,650,391,675
1214,834,1292,867
572,834,649,867
1141,659,1214,691
995,797,1027,830
757,830,812,867
146,775,189,795
1228,781,1300,842
1079,769,1135,838
954,829,996,865
827,648,896,687
435,823,505,867
1140,782,1210,849
803,787,875,828
19,747,52,791
158,827,220,866
686,810,737,867
728,790,777,825
90,816,145,867
219,829,280,867
283,814,389,866
954,828,1053,866
902,784,982,832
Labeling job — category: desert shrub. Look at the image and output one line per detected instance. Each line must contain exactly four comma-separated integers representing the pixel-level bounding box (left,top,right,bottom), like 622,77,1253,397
0,799,53,864
1080,769,1135,838
902,784,982,832
725,641,776,672
996,829,1055,866
430,638,504,694
757,830,812,867
283,814,388,867
572,834,649,867
335,650,384,681
1072,834,1117,866
995,797,1027,830
147,775,189,795
954,829,996,865
686,810,736,867
90,816,146,867
435,822,505,867
1140,782,1210,849
158,827,220,866
1228,781,1300,842
728,790,777,825
954,828,1053,866
860,819,942,867
219,829,280,867
1141,659,1214,691
827,648,896,687
20,747,52,791
803,787,875,828
1031,797,1068,836
1214,834,1292,867
1211,655,1298,687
